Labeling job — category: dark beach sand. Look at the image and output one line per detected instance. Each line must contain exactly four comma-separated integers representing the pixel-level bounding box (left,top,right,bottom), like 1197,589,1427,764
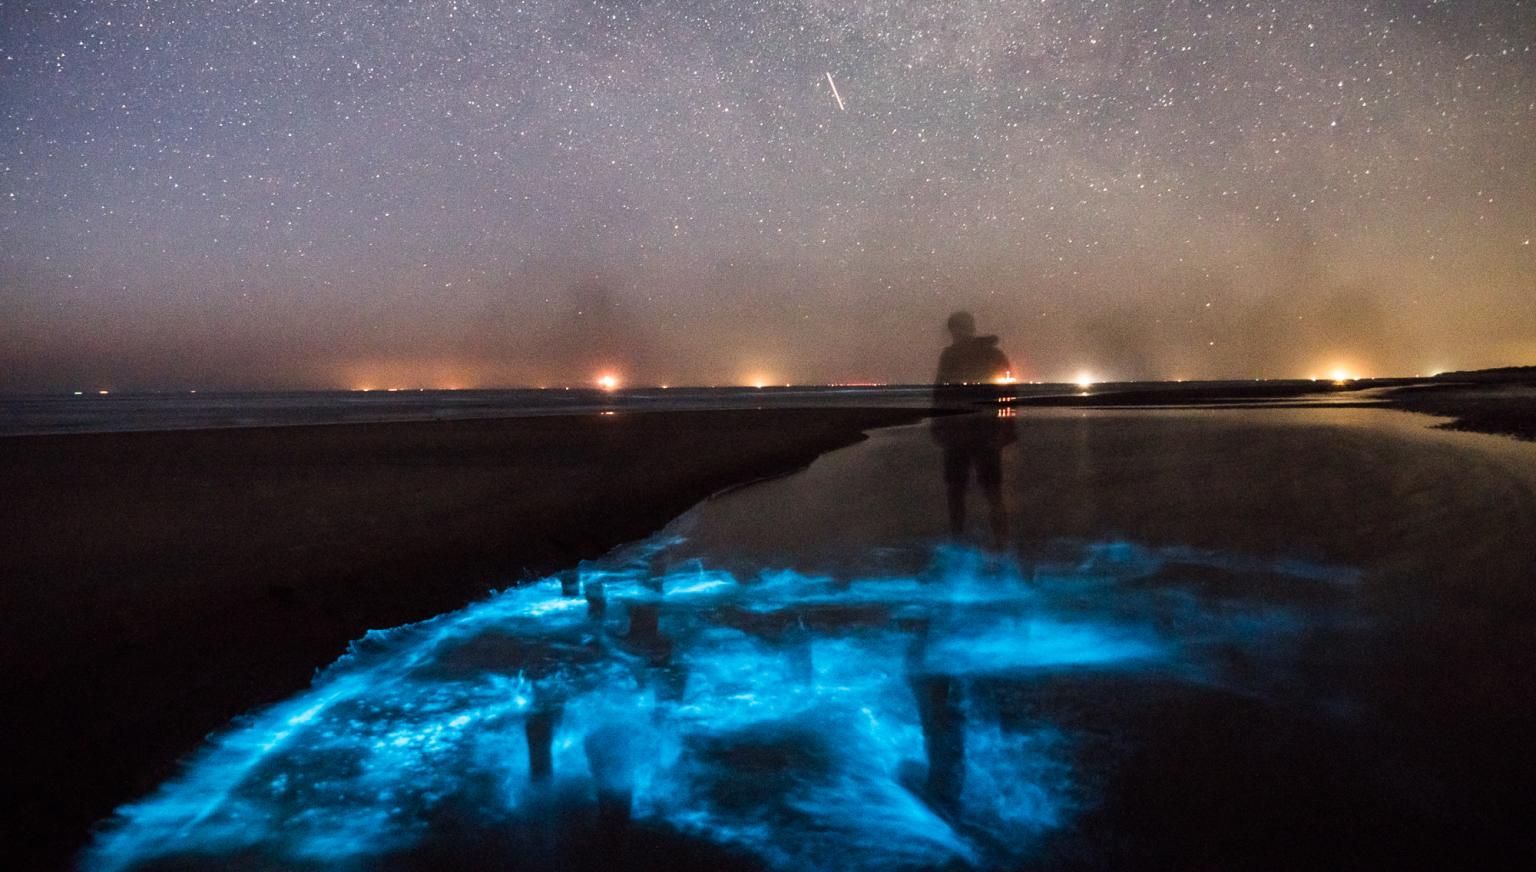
0,408,924,870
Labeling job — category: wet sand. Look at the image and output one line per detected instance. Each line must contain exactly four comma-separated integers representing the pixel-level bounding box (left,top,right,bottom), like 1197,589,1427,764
0,408,925,870
76,404,1536,870
673,408,1536,868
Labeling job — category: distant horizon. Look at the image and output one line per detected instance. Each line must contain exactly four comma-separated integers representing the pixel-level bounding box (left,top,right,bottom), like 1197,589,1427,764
7,365,1532,397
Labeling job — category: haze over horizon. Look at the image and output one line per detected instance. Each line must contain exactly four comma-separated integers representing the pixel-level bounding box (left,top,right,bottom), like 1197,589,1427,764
3,1,1533,391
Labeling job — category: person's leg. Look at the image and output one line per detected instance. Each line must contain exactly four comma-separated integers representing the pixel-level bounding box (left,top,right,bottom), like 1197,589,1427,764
583,725,634,839
943,448,971,536
914,674,966,813
976,448,1008,549
525,699,563,782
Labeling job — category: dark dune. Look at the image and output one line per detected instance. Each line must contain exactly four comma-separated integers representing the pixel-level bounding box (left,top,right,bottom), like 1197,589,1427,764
1383,380,1536,441
1005,378,1406,407
1005,374,1536,441
0,407,924,870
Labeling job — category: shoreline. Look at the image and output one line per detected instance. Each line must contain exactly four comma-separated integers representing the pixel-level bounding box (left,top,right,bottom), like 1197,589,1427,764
0,407,926,870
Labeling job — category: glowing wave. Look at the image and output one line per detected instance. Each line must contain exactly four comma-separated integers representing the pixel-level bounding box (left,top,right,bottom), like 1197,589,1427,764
84,539,1357,871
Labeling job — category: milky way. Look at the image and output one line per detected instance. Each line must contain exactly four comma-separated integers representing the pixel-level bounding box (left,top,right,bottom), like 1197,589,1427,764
2,1,1532,389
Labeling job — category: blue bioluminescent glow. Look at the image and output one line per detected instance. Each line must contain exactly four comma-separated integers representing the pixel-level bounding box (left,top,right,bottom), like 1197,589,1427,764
83,537,1358,871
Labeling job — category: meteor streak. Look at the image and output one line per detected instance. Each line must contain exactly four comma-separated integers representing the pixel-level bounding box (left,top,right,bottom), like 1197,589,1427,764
825,71,845,111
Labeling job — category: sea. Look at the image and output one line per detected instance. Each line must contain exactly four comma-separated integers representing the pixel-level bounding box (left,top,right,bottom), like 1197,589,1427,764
0,386,953,437
0,380,1368,437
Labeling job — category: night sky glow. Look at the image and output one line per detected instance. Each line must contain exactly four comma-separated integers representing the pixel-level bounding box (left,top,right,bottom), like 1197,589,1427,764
83,536,1359,871
3,1,1532,389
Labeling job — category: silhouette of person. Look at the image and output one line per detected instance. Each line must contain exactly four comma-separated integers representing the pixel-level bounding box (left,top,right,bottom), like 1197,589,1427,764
931,311,1015,547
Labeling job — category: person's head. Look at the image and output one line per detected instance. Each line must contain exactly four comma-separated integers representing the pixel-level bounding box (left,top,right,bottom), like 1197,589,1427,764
945,311,976,342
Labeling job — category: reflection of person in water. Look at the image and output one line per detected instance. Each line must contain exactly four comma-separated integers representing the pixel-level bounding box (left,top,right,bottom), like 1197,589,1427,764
897,610,967,819
931,311,1016,547
516,587,684,848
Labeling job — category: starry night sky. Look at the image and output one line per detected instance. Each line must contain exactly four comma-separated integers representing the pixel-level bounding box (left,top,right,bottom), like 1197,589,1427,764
2,1,1532,390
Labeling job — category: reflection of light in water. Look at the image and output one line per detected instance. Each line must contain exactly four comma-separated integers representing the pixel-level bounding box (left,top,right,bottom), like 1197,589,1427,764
85,539,1357,872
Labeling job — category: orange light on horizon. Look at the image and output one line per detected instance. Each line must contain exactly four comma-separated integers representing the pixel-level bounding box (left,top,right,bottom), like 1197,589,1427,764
1074,372,1095,389
596,373,620,391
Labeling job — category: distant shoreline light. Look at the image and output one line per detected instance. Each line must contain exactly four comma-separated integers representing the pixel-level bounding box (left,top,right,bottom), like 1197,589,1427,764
44,372,1486,398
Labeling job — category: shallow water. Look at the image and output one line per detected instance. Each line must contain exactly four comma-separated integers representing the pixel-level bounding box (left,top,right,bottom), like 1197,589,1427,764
1,386,942,436
84,408,1536,870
